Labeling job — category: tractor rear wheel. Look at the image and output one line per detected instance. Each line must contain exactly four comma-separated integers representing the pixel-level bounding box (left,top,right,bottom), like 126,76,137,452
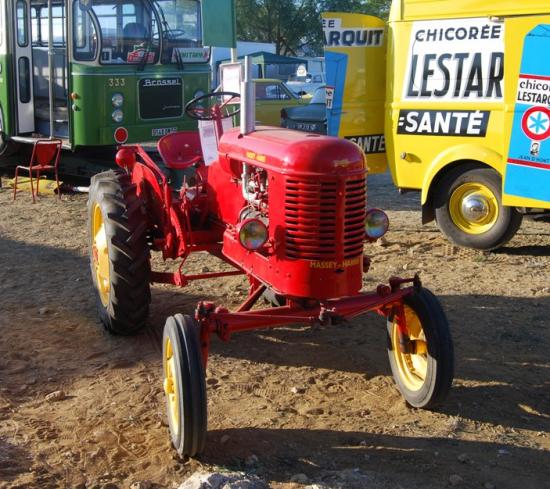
387,288,454,409
163,314,207,458
88,169,151,335
434,166,523,250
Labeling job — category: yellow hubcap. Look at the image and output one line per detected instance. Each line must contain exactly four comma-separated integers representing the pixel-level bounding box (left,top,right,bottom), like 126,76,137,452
449,182,499,235
91,202,110,306
392,306,428,392
164,338,180,435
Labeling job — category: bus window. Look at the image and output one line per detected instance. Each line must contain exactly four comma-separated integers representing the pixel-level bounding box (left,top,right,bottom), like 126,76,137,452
16,0,29,47
31,5,66,47
154,0,202,63
40,6,66,45
31,7,39,43
73,1,97,61
73,0,159,64
18,57,31,102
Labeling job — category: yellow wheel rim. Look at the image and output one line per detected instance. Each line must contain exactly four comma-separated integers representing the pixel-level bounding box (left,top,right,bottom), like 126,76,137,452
163,337,180,436
449,182,499,235
391,306,428,392
91,202,110,306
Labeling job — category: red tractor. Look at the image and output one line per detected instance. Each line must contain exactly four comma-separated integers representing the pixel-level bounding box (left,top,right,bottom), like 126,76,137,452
88,89,454,458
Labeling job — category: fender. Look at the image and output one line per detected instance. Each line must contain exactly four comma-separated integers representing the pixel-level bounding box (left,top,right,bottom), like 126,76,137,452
421,143,504,205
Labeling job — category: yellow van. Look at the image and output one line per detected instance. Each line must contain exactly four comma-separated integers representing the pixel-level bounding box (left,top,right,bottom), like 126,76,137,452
324,1,550,249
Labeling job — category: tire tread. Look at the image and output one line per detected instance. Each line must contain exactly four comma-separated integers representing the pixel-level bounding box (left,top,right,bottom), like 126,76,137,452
163,314,207,458
88,169,151,335
387,287,454,409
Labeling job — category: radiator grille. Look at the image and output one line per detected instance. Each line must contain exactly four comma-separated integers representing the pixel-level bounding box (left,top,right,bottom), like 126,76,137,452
284,178,366,260
138,78,183,120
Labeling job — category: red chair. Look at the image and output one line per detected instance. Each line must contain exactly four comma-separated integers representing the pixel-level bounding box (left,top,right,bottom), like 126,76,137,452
13,139,62,203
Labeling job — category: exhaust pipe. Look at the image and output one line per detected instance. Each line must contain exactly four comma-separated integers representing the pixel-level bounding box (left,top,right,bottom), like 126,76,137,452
240,56,256,135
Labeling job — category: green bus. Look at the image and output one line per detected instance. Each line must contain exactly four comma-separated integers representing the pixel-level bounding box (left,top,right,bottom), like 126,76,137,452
0,0,230,174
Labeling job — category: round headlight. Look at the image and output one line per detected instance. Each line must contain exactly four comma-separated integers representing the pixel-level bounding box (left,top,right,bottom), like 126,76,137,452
193,90,205,100
365,208,389,240
112,93,124,108
238,218,268,251
112,109,124,123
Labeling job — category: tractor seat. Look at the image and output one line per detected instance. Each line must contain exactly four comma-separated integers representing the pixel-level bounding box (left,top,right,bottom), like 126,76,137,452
158,131,203,170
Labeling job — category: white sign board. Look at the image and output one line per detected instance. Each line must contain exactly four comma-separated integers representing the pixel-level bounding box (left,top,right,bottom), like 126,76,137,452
198,118,234,165
220,62,243,102
404,18,505,103
172,47,211,63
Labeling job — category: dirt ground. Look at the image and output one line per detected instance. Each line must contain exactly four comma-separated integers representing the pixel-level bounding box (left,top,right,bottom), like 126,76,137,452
0,173,548,489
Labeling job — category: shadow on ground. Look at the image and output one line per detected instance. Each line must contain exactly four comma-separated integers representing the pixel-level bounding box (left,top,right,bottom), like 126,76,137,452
0,235,548,489
203,427,547,489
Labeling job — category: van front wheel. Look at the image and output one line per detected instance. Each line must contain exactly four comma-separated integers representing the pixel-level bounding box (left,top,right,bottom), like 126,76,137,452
434,166,522,250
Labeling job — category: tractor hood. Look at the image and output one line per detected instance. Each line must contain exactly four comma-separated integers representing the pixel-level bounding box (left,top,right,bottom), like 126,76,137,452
218,127,365,176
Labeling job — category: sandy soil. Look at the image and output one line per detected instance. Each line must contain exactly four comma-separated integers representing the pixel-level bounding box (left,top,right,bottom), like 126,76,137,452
0,173,548,489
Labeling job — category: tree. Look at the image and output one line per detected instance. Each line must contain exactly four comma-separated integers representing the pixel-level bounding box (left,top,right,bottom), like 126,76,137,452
320,0,390,18
236,0,392,56
310,0,391,53
236,0,315,56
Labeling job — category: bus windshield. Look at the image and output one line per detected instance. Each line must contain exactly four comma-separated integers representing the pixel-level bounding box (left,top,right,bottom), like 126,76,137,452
72,0,202,64
73,0,160,64
153,0,203,63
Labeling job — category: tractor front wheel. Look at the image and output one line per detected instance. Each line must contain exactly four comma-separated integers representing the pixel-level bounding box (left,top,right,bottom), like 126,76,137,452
163,314,207,458
88,169,151,335
434,166,522,250
387,288,454,409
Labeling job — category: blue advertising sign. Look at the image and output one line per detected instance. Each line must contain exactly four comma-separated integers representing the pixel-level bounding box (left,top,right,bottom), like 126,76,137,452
504,24,550,203
324,51,348,137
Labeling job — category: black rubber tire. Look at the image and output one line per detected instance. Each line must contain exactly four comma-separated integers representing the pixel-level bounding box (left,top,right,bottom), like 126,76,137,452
163,314,207,458
433,165,523,250
0,107,19,157
88,169,151,335
0,134,18,157
387,288,454,409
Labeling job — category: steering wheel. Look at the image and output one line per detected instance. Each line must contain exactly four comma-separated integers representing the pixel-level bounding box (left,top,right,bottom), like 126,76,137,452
185,91,241,121
154,29,193,43
165,29,188,39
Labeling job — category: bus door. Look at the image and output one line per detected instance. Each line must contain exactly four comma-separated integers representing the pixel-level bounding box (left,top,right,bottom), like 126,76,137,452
13,0,35,133
31,1,69,138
